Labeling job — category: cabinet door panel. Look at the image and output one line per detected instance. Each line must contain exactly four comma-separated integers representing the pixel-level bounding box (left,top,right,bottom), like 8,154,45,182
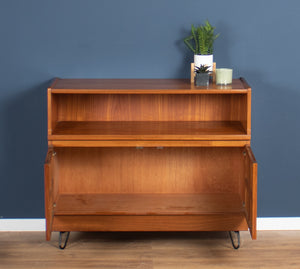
44,149,56,241
244,145,257,239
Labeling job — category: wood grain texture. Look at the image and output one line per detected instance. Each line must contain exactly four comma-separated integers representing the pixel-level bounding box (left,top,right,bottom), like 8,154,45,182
50,140,251,147
44,149,54,241
1,231,300,269
247,91,252,135
55,147,244,194
45,78,256,242
52,215,248,232
50,121,249,141
50,78,249,93
44,148,61,240
54,193,245,215
48,79,251,141
244,145,257,239
47,79,59,137
54,93,248,122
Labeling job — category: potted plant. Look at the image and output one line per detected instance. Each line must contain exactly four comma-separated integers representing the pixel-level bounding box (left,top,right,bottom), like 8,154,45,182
194,65,210,86
184,20,219,72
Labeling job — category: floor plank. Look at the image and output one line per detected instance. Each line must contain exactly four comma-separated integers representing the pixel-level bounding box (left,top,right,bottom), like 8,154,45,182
0,231,300,268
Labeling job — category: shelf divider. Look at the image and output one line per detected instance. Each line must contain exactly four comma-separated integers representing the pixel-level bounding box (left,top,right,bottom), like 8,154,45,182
50,121,248,141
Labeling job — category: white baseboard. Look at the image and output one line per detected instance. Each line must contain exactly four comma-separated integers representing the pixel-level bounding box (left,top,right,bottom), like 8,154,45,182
257,217,300,230
1,218,300,232
0,219,45,231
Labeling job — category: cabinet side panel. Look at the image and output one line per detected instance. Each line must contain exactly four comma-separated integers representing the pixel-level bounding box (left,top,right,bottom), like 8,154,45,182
56,147,243,194
230,95,248,133
247,91,251,136
47,89,52,136
48,90,58,137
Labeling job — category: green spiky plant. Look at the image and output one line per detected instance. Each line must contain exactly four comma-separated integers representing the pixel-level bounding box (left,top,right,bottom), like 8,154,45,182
194,64,210,73
194,64,210,86
184,20,219,55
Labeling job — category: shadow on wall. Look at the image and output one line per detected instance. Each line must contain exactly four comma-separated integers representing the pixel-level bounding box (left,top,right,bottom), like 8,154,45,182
0,80,52,218
174,26,194,78
246,71,300,217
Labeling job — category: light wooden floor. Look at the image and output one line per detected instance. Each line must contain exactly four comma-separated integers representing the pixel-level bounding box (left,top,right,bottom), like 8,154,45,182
1,231,300,269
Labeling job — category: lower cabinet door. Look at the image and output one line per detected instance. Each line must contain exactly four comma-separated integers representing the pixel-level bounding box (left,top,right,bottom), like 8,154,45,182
243,145,258,239
44,148,56,241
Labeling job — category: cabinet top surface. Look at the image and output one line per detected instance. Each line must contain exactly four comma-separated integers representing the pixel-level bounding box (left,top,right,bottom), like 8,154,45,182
49,78,251,94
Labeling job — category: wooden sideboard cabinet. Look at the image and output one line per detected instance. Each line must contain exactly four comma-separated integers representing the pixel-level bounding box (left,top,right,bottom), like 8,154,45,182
44,78,257,248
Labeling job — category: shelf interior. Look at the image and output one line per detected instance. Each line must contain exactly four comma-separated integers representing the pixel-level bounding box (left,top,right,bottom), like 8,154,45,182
54,147,245,194
50,93,249,140
54,193,245,216
51,121,247,140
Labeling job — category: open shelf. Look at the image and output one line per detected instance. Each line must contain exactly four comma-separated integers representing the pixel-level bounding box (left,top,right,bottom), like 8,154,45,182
54,193,245,216
50,121,248,140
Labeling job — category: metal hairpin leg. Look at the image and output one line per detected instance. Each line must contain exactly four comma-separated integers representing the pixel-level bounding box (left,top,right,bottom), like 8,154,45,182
229,231,240,249
59,232,70,249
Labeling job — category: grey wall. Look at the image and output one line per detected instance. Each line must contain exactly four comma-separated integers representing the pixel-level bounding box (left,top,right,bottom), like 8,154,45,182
1,0,299,218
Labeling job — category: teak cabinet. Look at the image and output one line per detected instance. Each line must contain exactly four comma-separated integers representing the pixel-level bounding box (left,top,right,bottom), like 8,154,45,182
45,78,257,245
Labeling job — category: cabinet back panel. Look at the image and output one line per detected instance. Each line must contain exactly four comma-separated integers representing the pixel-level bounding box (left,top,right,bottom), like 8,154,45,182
56,147,244,194
54,94,247,122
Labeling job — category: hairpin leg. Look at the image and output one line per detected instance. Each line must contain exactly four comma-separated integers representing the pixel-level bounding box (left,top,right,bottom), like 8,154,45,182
229,231,240,249
59,232,70,249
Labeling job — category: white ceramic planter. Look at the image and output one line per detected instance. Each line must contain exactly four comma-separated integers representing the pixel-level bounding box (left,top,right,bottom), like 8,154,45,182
194,55,213,72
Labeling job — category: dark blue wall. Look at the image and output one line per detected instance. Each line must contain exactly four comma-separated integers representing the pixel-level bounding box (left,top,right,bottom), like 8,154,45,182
1,0,299,218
